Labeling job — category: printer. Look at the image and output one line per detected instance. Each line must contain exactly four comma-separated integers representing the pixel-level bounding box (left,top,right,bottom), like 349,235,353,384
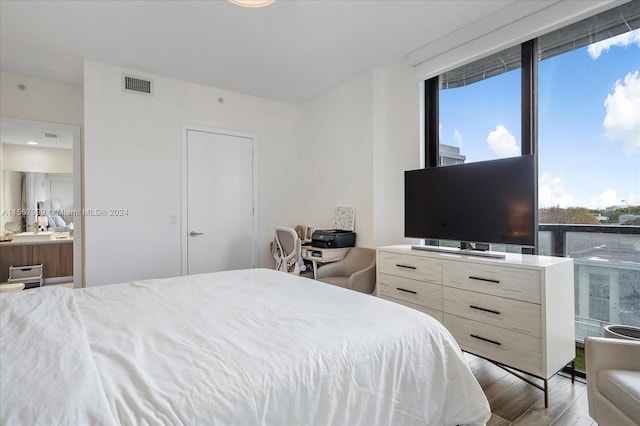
311,229,356,248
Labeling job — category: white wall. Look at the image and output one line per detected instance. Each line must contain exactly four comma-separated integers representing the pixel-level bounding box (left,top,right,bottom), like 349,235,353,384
84,61,302,286
298,63,422,249
0,71,83,126
372,63,422,247
83,59,421,285
2,144,72,174
298,71,375,247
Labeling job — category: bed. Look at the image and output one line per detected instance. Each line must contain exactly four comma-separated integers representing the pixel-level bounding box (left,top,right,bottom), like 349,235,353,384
1,268,490,425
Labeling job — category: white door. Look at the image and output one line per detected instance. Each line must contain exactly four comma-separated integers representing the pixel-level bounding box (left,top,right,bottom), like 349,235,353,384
184,129,255,275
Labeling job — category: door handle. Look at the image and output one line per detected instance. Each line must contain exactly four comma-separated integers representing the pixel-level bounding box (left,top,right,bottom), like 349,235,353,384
189,231,204,237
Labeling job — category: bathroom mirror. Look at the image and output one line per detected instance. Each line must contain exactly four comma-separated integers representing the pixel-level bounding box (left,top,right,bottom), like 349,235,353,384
2,170,73,232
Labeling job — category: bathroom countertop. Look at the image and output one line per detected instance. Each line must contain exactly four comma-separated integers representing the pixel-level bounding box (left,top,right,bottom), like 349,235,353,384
0,238,73,246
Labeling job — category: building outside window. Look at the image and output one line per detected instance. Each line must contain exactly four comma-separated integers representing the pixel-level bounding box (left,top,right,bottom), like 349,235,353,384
439,144,466,166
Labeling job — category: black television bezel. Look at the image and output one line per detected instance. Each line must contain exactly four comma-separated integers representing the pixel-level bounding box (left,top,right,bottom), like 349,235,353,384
404,155,536,248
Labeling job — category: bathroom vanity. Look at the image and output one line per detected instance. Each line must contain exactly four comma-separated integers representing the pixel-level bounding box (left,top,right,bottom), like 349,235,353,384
0,238,73,284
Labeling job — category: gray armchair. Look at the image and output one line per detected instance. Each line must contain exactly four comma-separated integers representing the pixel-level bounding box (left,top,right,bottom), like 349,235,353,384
585,336,640,426
316,247,376,294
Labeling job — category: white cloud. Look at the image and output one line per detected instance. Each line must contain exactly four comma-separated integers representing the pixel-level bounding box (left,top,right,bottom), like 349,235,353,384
453,129,463,148
539,172,575,208
487,125,519,157
622,192,640,206
588,29,640,59
539,175,632,210
589,189,619,209
603,71,640,154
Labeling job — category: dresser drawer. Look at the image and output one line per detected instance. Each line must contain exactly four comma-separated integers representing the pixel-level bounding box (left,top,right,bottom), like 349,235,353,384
443,261,541,303
444,314,543,375
378,252,442,283
443,287,542,337
377,273,443,311
379,295,444,324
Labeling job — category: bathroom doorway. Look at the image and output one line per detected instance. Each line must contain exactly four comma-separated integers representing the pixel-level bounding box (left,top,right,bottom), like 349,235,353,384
0,117,83,287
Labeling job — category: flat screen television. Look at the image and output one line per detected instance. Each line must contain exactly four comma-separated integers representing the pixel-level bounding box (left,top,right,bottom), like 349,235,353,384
405,155,536,248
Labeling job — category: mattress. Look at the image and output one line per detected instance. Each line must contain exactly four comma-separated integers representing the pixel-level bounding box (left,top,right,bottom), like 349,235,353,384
1,268,490,425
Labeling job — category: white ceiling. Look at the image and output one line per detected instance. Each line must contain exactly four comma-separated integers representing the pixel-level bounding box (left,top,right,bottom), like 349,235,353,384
0,121,74,150
1,0,558,104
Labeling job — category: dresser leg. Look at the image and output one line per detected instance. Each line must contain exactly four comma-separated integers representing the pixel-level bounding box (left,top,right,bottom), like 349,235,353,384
544,378,549,408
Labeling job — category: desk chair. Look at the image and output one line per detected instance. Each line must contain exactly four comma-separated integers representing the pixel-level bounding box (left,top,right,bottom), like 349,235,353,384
272,227,305,275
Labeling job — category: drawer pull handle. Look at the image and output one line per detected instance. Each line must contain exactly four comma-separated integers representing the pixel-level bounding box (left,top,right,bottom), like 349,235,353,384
396,264,417,270
470,334,501,346
396,287,417,295
469,276,500,284
469,305,501,315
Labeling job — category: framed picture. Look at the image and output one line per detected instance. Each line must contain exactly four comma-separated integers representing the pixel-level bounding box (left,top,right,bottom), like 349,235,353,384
334,206,355,231
304,226,314,242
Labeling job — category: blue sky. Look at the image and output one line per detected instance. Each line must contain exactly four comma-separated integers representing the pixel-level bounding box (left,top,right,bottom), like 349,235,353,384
439,29,640,210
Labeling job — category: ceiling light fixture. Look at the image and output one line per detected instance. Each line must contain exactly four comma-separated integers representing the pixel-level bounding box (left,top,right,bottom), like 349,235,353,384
228,0,275,8
26,141,39,145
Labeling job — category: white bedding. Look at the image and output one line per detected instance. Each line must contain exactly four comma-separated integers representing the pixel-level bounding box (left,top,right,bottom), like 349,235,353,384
1,268,490,425
0,286,117,426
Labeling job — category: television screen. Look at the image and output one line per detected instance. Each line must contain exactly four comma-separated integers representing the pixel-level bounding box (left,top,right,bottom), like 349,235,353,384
405,155,535,247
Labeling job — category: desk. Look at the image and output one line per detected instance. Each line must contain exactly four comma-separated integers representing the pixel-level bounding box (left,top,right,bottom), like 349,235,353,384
302,246,350,279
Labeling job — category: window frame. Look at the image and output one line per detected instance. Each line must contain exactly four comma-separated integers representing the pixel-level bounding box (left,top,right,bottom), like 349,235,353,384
422,2,640,377
423,40,538,253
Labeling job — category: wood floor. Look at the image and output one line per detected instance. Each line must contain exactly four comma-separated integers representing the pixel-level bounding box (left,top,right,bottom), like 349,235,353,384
465,353,596,426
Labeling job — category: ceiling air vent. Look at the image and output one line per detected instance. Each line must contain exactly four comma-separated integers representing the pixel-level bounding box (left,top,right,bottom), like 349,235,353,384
122,74,153,96
43,133,58,138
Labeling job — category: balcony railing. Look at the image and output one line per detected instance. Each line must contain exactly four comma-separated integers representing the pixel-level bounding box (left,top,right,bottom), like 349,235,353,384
538,224,640,342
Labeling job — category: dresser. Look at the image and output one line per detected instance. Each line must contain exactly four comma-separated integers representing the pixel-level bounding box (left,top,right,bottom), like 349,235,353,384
376,245,575,407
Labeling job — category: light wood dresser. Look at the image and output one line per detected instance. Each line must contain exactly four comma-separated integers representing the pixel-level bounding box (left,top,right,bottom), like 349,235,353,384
376,245,575,407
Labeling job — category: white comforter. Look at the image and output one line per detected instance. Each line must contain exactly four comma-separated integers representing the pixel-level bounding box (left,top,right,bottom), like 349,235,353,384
1,268,490,426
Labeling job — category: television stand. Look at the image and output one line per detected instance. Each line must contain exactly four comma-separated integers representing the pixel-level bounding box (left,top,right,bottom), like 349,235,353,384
411,245,506,259
377,245,576,408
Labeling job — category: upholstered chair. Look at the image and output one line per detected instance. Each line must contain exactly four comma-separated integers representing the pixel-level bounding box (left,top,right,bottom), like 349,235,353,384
585,335,640,426
315,247,376,294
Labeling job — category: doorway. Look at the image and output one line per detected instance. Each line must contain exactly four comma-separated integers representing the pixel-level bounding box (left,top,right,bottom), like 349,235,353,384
0,117,82,287
181,126,257,275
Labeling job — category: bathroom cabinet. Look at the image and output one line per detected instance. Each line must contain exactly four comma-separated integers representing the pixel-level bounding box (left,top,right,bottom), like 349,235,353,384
0,240,72,283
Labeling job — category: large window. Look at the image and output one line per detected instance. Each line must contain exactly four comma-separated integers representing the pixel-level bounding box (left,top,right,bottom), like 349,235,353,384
537,5,640,340
424,2,640,352
439,47,521,165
